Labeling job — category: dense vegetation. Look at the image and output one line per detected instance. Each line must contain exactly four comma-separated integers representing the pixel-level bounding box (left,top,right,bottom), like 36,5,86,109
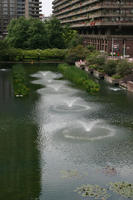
65,45,89,64
86,51,133,78
0,48,66,61
5,17,81,49
12,64,30,97
58,63,100,93
0,16,132,80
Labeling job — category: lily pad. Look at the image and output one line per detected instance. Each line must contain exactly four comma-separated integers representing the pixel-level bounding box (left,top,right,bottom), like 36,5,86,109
109,181,133,198
74,184,110,199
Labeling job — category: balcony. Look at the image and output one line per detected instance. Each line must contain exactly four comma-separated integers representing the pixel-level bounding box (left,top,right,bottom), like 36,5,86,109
54,2,101,17
57,5,101,20
68,20,133,29
61,15,88,24
53,0,99,13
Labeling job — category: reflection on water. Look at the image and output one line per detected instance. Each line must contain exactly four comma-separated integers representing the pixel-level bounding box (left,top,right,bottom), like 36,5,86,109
0,69,13,102
0,67,41,200
33,70,133,200
0,64,133,200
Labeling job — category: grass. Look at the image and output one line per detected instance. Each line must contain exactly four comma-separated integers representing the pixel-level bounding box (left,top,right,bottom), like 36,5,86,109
58,63,100,93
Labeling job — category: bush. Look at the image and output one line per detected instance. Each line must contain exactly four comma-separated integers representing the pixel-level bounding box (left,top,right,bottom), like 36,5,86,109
0,48,22,61
86,51,100,65
67,34,83,48
58,63,100,93
116,59,132,77
65,45,89,64
0,48,66,61
103,60,118,76
112,74,122,79
0,39,8,50
87,45,96,52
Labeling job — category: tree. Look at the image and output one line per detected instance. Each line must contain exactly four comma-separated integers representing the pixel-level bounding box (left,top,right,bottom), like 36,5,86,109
65,45,89,64
45,17,65,49
27,18,48,49
0,39,8,50
6,16,82,50
6,17,29,49
62,25,82,48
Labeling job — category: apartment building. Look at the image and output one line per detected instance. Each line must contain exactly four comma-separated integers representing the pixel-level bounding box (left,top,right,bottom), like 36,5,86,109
53,0,133,57
0,0,42,37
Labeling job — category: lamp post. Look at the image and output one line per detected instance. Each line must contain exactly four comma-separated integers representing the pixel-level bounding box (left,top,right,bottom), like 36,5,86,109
112,38,114,58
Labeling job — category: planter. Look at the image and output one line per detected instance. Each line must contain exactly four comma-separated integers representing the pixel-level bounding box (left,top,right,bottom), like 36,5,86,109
93,70,104,80
127,81,133,92
104,74,120,85
84,66,89,72
119,81,127,89
80,64,85,70
88,68,94,74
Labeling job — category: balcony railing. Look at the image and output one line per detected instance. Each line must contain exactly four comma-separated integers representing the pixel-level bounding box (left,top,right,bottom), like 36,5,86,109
53,0,99,13
69,20,133,28
54,2,133,17
54,1,100,16
57,5,101,20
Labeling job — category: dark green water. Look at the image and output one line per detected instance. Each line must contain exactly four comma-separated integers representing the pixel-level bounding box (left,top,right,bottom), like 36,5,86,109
0,64,133,200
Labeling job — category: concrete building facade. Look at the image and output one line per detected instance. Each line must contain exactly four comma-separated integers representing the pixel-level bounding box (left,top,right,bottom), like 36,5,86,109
53,0,133,57
0,0,42,37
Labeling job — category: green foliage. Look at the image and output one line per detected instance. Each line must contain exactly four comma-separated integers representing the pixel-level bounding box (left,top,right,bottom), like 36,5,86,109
58,63,100,93
116,59,132,77
66,31,83,48
12,64,30,96
112,74,122,79
74,184,110,199
6,17,29,49
86,51,106,73
0,48,23,61
6,16,81,49
0,39,8,50
45,17,65,49
104,60,118,76
65,45,89,64
87,45,96,52
26,18,48,49
0,48,66,61
86,51,100,65
109,182,133,198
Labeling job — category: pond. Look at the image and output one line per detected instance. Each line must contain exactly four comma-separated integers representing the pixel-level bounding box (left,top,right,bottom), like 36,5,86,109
0,64,133,200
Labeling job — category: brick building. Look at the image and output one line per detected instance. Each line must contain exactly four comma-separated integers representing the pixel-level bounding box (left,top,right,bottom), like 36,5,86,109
53,0,133,57
0,0,42,37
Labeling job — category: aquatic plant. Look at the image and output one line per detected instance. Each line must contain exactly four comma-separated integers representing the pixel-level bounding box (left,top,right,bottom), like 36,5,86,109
109,182,133,198
74,184,110,199
12,64,30,97
58,64,100,93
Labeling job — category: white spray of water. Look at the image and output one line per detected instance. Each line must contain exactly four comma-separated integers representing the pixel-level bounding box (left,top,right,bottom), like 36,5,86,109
80,120,101,132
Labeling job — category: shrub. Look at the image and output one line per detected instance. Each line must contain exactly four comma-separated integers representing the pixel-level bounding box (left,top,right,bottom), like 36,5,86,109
87,45,96,52
112,74,122,79
0,48,66,61
86,51,100,65
116,59,132,77
103,60,118,76
65,45,89,64
0,39,8,50
67,34,83,48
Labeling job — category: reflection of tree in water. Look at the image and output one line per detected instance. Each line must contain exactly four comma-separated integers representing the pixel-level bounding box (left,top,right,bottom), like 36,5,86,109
0,69,13,102
0,118,41,200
